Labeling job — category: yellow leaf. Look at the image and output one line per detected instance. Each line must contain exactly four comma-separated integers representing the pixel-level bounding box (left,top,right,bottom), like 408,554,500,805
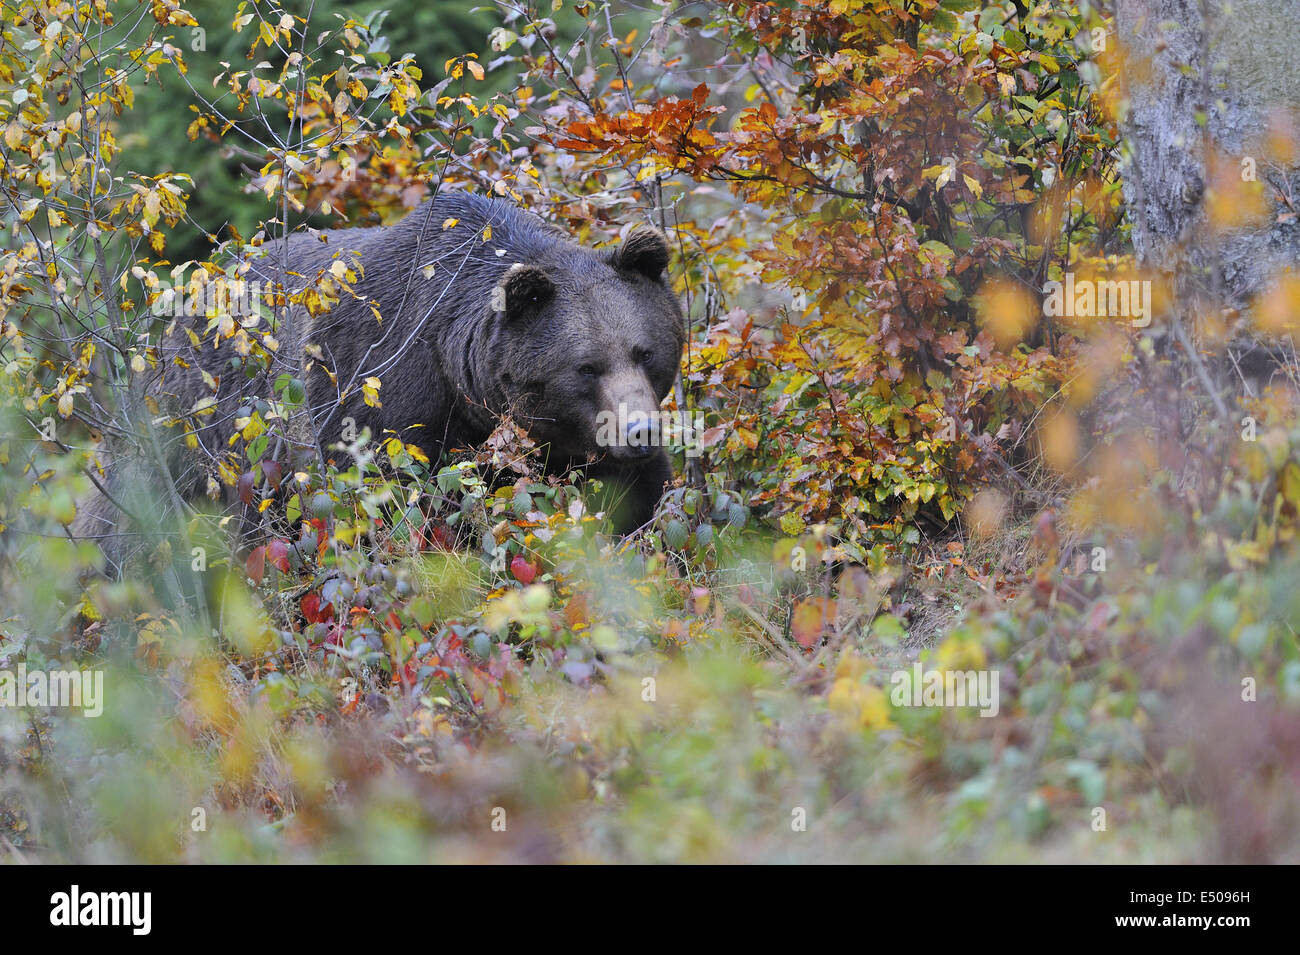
78,594,103,623
935,636,987,672
240,413,265,442
779,512,804,537
137,617,166,647
924,163,954,187
1282,460,1300,506
828,679,892,730
1039,409,1080,474
1253,274,1300,335
975,277,1037,349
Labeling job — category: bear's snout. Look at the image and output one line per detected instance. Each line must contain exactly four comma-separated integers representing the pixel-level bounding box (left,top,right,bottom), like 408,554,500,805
601,403,661,461
593,369,662,461
622,411,655,457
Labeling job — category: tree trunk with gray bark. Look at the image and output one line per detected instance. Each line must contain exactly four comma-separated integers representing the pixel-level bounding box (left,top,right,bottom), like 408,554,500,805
1115,0,1299,337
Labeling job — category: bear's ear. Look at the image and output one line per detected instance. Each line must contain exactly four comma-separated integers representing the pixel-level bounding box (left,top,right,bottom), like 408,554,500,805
493,263,554,319
610,227,671,280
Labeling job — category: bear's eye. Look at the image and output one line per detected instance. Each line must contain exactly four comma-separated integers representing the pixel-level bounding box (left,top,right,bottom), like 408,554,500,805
632,347,653,365
578,363,601,378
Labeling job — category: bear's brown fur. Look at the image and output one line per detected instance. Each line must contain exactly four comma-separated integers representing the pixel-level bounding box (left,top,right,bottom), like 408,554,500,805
76,192,686,572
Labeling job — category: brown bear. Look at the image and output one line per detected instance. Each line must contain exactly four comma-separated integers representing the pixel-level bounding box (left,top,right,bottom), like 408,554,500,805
77,191,686,570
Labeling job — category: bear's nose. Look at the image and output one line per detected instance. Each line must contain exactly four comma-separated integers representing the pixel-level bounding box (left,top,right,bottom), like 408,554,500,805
624,412,654,456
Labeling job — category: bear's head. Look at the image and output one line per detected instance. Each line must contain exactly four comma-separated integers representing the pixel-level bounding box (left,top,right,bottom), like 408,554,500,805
488,227,686,466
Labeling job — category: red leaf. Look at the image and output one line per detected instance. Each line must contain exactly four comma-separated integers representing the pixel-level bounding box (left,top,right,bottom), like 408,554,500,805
266,538,290,572
510,555,537,584
238,471,256,506
246,546,266,583
791,598,835,649
302,592,335,624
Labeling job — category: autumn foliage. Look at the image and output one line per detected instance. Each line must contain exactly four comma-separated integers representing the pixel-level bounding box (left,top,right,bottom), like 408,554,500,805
511,0,1118,550
2,0,1300,864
